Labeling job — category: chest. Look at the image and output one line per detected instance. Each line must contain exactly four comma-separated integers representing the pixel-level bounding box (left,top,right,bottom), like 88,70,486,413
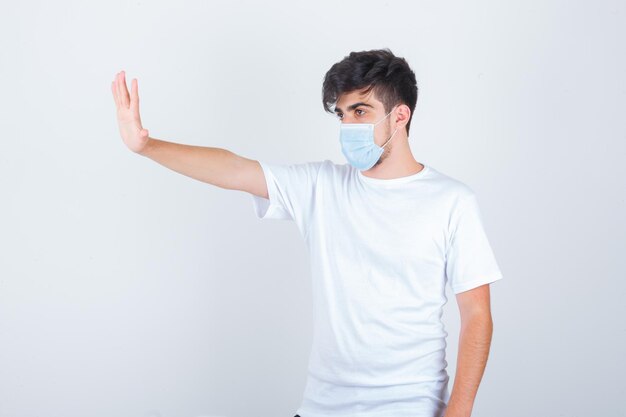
313,180,450,270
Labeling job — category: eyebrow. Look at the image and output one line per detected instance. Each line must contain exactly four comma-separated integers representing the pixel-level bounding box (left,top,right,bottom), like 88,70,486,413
334,102,375,114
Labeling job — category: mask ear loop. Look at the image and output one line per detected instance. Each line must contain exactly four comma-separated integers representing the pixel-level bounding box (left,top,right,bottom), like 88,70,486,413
381,127,399,149
374,105,398,127
378,105,399,148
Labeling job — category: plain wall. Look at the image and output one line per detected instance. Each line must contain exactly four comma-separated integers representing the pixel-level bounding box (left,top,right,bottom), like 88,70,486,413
1,1,625,416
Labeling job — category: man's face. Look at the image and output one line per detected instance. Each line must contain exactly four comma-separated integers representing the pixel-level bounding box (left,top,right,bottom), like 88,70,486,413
334,88,396,168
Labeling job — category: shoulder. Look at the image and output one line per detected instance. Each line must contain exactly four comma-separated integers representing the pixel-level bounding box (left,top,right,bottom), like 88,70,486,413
316,159,352,178
260,159,329,176
426,165,475,200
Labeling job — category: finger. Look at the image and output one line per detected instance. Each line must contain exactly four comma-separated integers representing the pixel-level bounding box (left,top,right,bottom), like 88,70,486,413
130,78,139,112
119,71,130,108
130,78,137,105
116,72,125,108
112,75,122,108
132,79,144,126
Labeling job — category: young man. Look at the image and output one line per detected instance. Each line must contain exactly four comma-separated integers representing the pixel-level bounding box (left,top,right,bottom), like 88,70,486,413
111,48,504,417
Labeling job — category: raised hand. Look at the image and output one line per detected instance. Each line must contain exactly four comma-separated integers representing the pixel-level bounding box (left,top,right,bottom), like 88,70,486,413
111,70,150,154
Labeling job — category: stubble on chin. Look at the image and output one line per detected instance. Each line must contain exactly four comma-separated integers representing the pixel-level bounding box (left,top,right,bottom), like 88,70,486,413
375,143,392,167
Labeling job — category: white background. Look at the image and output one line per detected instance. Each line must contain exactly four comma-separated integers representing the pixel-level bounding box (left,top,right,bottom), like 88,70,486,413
1,1,625,416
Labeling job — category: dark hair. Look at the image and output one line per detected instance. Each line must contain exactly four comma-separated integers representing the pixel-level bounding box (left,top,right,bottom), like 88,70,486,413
322,48,418,136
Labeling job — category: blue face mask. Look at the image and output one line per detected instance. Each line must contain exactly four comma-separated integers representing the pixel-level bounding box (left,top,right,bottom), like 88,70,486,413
339,106,399,170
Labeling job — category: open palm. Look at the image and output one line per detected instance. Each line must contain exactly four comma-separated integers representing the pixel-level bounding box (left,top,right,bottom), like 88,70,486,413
111,71,150,154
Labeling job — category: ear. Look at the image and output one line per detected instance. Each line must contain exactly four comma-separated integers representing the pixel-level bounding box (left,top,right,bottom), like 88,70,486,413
394,104,411,131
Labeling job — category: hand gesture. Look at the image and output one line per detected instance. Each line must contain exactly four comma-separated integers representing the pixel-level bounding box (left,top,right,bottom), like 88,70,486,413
111,70,150,154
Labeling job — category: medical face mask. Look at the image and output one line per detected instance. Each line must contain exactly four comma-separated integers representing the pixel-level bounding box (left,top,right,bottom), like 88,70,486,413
339,106,399,170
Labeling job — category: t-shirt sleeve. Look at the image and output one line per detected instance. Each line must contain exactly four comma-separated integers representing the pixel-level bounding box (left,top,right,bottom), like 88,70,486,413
445,192,504,294
250,160,325,235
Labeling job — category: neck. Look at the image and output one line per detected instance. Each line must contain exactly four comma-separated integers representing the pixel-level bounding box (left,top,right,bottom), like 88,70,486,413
361,133,424,179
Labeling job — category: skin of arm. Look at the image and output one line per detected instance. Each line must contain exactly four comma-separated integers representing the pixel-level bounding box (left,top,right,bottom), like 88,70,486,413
138,138,266,194
444,283,495,417
110,70,269,198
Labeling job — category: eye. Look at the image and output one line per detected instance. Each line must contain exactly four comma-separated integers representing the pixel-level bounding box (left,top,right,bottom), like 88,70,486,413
336,109,364,120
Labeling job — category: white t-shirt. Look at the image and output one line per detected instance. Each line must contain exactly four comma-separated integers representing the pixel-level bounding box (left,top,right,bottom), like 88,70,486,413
250,159,504,417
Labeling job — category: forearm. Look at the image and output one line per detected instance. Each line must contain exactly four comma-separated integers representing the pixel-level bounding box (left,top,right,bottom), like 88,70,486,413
445,314,493,417
139,137,243,190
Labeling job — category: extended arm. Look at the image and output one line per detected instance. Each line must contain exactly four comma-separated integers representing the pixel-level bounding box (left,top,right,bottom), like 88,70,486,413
111,70,268,198
445,283,494,417
138,139,267,196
